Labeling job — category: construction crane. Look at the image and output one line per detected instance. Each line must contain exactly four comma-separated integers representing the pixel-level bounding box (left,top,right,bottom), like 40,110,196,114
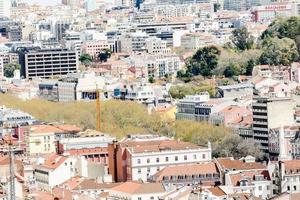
96,87,101,132
8,143,15,200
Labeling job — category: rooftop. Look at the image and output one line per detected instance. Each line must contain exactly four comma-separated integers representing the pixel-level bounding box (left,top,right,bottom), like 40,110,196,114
216,158,265,171
153,162,218,181
121,139,206,154
110,182,165,195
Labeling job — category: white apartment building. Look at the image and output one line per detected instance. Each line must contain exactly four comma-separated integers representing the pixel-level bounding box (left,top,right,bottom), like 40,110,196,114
145,37,171,55
120,32,149,53
109,135,212,182
130,143,212,181
25,125,61,155
35,154,107,191
222,170,273,199
146,55,183,78
180,33,215,51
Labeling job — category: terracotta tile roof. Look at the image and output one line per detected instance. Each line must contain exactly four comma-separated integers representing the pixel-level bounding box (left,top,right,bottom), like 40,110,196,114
59,176,83,190
282,160,300,171
40,153,68,169
29,125,64,134
220,106,251,115
216,158,265,171
229,170,271,186
110,182,165,195
73,179,121,190
229,193,263,200
0,156,23,166
66,147,108,155
121,140,204,154
207,187,226,197
55,124,81,133
153,162,218,181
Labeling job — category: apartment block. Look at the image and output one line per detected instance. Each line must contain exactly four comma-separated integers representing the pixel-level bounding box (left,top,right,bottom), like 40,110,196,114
252,96,295,152
18,47,78,79
108,135,212,182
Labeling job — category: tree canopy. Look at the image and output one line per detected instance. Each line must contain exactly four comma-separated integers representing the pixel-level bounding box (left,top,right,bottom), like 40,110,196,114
0,94,262,159
230,27,254,51
185,46,221,77
4,63,20,78
261,16,300,52
260,37,299,66
79,54,92,64
98,49,112,63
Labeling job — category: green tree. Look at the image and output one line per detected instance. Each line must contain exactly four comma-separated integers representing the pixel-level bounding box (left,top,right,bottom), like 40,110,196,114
4,63,20,78
98,49,112,63
245,59,255,75
79,54,92,64
261,17,300,54
186,46,221,77
213,3,221,12
148,76,155,83
260,37,299,66
213,134,264,159
230,27,254,51
223,63,239,77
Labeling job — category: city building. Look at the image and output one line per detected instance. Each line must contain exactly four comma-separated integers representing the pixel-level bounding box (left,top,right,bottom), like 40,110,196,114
23,124,80,155
0,0,11,18
0,106,35,133
252,95,295,152
252,3,295,22
176,93,233,124
81,40,110,59
17,47,78,79
34,154,109,191
150,162,220,189
108,135,212,182
216,83,253,99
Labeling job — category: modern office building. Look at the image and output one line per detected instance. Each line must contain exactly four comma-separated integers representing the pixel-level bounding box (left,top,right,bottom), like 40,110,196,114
252,96,295,152
17,47,78,79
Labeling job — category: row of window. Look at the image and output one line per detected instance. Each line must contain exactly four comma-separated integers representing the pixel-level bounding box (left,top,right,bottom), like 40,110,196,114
136,154,206,164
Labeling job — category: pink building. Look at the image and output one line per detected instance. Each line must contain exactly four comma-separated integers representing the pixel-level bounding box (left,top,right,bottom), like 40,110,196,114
81,40,109,59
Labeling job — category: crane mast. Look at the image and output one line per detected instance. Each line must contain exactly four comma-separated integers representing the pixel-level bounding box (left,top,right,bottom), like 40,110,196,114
8,144,15,200
96,89,101,132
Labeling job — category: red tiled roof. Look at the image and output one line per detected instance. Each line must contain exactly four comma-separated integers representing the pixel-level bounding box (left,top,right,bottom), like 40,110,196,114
229,170,271,186
121,140,204,154
40,153,68,169
216,158,265,171
153,162,218,181
66,147,108,155
110,182,165,194
207,187,226,197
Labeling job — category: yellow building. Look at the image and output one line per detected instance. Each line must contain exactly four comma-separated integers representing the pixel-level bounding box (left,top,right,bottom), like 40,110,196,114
25,125,64,155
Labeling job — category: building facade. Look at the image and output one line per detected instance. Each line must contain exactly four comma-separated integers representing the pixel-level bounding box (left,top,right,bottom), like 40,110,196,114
18,47,78,79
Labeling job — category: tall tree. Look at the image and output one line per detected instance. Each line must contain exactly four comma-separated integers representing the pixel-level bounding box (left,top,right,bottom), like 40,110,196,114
230,27,254,51
79,54,92,65
4,63,20,78
186,46,221,77
98,49,112,63
260,37,299,66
